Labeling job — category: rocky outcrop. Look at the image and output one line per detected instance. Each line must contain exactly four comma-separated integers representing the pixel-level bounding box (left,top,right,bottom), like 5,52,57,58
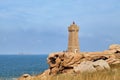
18,44,120,80
47,44,120,75
47,52,84,74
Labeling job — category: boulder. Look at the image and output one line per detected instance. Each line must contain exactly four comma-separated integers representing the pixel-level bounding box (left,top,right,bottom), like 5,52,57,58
18,74,32,80
74,61,96,73
74,60,110,73
106,58,120,64
47,52,83,75
109,44,120,53
61,52,83,67
109,44,120,50
47,52,64,74
47,52,63,68
93,60,110,71
115,53,120,59
34,69,50,80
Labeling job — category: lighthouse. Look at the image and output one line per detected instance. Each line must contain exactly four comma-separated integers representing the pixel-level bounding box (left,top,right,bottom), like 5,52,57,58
67,22,80,53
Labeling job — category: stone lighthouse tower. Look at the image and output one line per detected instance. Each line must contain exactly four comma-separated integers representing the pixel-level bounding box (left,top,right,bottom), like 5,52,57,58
67,22,80,53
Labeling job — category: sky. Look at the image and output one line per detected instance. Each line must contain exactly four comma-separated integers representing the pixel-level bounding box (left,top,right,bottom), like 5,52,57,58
0,0,120,55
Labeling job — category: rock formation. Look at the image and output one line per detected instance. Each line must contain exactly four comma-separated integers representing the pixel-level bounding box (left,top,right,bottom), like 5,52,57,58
46,44,120,75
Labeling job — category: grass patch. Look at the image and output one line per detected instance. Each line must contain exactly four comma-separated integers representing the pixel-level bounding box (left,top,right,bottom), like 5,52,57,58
49,70,120,80
32,64,120,80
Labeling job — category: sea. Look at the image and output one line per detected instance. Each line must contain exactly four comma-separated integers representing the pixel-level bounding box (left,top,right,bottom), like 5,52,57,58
0,55,48,80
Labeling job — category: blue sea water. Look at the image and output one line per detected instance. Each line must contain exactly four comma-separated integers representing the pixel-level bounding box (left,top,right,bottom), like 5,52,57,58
0,55,48,80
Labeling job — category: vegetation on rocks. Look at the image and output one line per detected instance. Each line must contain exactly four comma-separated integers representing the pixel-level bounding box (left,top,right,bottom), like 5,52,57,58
18,64,120,80
32,64,120,80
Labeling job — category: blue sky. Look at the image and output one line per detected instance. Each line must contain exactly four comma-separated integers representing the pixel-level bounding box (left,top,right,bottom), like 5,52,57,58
0,0,120,55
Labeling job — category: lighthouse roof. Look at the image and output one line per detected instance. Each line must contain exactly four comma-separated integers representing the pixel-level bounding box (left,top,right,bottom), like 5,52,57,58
68,21,79,31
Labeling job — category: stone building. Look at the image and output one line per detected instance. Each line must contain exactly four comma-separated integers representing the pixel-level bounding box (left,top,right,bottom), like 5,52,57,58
67,22,80,53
